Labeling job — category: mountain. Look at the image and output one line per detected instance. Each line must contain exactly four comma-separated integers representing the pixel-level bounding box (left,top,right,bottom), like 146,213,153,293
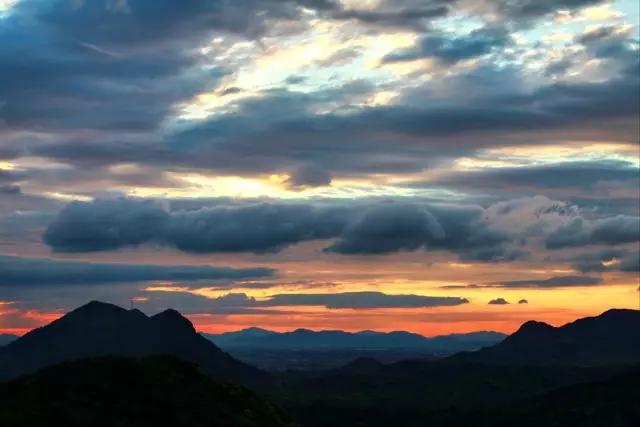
206,328,506,371
0,334,18,347
206,328,506,353
0,301,270,388
457,367,640,427
0,356,293,427
452,308,640,366
277,358,628,427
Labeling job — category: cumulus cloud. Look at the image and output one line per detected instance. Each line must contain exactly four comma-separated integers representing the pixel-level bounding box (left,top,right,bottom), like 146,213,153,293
44,198,521,260
488,298,509,305
546,215,640,248
325,203,513,260
42,196,640,266
0,255,274,286
518,299,528,304
43,198,169,252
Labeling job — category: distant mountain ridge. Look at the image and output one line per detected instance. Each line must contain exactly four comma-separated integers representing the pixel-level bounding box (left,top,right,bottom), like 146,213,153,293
0,334,18,347
206,327,506,354
0,301,270,388
452,308,640,366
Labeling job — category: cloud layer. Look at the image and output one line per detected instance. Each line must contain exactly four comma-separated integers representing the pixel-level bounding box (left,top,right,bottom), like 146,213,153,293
0,255,273,286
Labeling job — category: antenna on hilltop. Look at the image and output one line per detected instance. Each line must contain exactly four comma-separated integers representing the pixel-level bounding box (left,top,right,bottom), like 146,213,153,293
130,298,134,310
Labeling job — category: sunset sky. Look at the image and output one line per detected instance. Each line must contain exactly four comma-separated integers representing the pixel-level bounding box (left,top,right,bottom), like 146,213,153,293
0,0,638,336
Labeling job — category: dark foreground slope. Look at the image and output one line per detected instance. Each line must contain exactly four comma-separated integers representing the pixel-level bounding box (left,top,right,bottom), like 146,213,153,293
459,368,640,427
0,335,17,347
452,308,640,366
0,357,293,427
0,301,270,388
277,359,626,427
275,308,640,427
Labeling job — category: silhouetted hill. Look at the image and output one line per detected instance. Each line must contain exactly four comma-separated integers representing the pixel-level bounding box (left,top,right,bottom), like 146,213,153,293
452,309,640,366
458,367,640,427
207,328,505,353
0,301,270,388
0,356,293,427
277,358,625,427
0,334,17,347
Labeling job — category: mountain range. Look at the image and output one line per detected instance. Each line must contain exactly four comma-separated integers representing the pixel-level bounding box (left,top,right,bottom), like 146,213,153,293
452,308,640,366
206,327,506,353
0,301,270,388
0,303,638,426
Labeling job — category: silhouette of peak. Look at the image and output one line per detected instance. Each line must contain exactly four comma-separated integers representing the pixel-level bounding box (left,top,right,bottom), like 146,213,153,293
515,320,555,335
0,302,270,387
71,300,127,315
599,308,640,319
63,301,139,322
151,309,195,333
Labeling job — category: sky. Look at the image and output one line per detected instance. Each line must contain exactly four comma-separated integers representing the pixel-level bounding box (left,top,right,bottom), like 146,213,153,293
0,0,639,336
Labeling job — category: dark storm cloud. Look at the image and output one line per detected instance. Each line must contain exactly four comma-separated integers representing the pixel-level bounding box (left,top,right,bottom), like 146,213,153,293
43,198,170,252
383,27,510,64
44,198,518,260
332,1,452,31
44,198,349,254
0,255,273,286
414,160,639,192
7,58,637,188
207,291,469,309
570,249,640,273
286,164,333,188
164,203,347,253
162,69,638,178
546,215,640,248
497,275,603,288
325,203,514,260
488,298,509,305
0,0,221,131
0,0,343,132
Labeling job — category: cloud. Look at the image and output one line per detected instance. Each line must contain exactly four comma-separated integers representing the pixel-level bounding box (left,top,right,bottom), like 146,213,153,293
546,215,640,248
570,249,640,273
43,198,169,252
416,160,639,193
383,27,510,64
477,0,605,22
518,299,528,304
43,198,348,254
325,203,513,260
206,291,469,309
45,198,514,259
43,196,638,264
286,164,333,188
488,298,509,305
497,275,603,288
0,0,344,133
0,255,273,286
